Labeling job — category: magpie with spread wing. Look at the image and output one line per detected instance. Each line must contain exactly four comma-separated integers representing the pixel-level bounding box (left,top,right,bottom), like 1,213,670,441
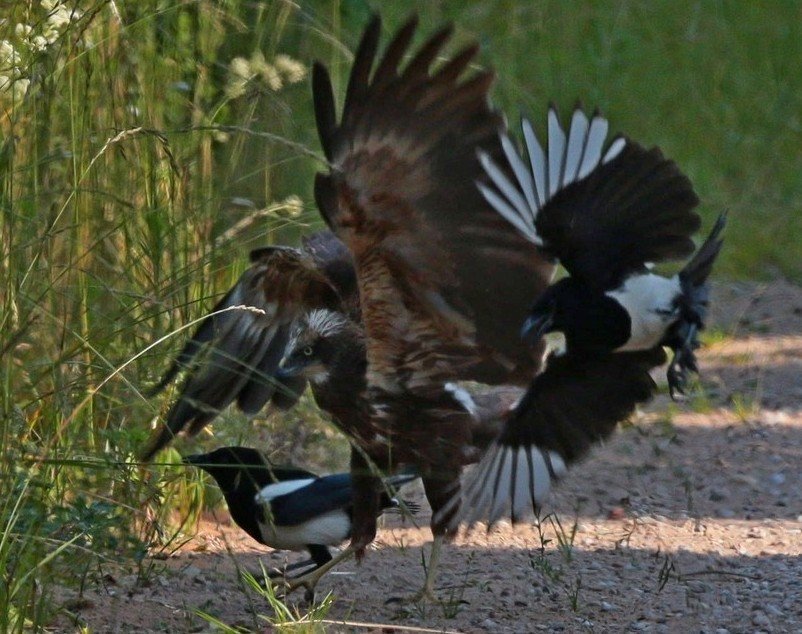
477,107,726,397
184,446,418,601
441,107,723,528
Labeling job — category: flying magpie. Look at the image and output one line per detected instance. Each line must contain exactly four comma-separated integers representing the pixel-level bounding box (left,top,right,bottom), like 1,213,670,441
477,106,725,397
183,446,418,598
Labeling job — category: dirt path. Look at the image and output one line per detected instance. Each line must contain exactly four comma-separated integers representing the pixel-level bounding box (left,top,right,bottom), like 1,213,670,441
57,281,802,632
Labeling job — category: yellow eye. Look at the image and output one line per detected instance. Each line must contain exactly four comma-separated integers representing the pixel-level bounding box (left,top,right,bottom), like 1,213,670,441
303,346,313,356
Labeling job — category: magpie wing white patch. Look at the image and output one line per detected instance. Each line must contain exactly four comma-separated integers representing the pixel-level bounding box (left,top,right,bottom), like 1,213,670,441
547,108,567,197
478,104,700,291
521,117,547,209
477,105,624,251
255,478,316,504
562,109,589,187
456,443,567,528
577,114,608,180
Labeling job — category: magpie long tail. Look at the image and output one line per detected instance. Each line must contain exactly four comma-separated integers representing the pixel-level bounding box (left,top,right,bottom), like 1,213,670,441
664,214,726,399
679,213,727,294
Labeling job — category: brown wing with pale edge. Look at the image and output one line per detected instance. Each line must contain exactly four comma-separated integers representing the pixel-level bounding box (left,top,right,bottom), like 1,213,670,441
313,15,555,388
141,242,345,461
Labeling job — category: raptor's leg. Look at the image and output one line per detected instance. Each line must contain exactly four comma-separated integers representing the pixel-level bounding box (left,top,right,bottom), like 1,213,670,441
385,534,453,605
349,447,382,560
387,474,461,605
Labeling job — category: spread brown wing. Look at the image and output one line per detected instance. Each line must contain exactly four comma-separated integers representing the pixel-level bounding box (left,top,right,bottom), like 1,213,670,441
442,347,667,528
141,244,344,460
313,15,555,388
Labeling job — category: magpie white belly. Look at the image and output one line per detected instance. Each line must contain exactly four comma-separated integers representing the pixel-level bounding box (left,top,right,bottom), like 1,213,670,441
607,274,681,351
258,510,351,550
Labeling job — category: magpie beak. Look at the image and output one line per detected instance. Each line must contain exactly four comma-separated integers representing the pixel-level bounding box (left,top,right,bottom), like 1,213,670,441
520,310,555,347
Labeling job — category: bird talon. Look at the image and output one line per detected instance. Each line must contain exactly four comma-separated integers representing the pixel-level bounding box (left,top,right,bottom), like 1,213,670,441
667,361,688,400
385,588,440,606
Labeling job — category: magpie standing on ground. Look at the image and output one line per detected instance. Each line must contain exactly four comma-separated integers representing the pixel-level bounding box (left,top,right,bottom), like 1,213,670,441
183,446,418,599
477,106,726,397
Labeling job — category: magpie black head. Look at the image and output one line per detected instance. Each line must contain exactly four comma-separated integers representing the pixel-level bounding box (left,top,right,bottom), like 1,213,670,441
183,446,314,496
281,309,366,385
521,278,630,353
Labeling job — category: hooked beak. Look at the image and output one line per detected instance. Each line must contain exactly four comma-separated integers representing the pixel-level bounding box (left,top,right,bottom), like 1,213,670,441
275,363,302,380
520,310,555,347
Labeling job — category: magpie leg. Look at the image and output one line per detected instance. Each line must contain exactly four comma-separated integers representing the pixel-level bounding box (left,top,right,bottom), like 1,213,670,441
265,558,317,580
281,546,355,603
667,322,699,399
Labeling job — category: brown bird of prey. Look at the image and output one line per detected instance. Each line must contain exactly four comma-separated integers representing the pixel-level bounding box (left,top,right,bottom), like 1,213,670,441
147,13,704,600
309,13,704,598
146,16,552,599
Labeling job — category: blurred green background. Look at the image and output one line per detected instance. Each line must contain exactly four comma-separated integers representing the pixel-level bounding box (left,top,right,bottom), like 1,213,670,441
1,0,799,629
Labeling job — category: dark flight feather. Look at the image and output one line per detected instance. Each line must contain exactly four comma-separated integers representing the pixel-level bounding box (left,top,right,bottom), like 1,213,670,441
142,232,353,461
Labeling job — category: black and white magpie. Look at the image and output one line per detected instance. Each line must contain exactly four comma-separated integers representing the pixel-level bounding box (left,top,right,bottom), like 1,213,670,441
477,106,725,396
183,446,418,596
440,106,722,529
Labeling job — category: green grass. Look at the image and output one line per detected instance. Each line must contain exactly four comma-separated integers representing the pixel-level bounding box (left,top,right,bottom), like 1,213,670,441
1,0,799,629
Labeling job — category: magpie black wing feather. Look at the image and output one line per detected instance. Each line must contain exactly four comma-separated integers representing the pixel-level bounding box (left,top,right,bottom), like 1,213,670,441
268,474,353,526
478,107,700,291
452,347,666,527
540,141,700,288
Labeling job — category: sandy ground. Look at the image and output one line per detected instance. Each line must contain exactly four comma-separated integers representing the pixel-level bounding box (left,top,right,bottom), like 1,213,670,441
55,281,802,633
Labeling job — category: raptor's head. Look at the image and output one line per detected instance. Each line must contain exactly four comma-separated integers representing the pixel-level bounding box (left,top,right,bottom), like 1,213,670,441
280,309,365,386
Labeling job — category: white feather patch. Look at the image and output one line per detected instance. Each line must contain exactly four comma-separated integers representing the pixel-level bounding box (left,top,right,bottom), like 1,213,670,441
547,108,567,197
578,115,609,179
255,478,315,504
522,117,547,209
563,109,590,187
479,106,623,251
305,309,349,340
607,273,682,350
476,181,538,245
258,509,351,551
477,151,532,224
445,382,479,418
603,136,627,163
453,442,567,529
501,134,539,220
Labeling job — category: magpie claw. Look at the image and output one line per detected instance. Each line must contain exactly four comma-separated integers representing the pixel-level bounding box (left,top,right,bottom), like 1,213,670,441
667,323,700,400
